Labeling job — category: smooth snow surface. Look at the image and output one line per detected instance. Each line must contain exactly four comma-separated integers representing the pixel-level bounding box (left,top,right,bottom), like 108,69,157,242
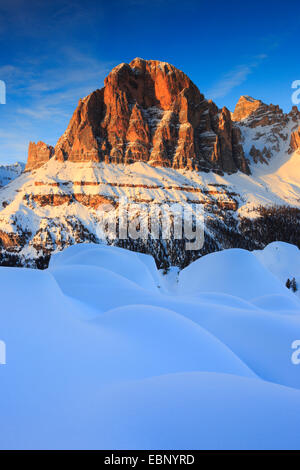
0,242,300,449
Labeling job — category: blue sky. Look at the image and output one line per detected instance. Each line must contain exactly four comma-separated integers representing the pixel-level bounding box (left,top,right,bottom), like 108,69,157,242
0,0,299,163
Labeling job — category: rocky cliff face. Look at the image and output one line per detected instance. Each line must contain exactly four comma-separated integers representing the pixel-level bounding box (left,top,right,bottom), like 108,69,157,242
290,125,300,153
26,58,250,175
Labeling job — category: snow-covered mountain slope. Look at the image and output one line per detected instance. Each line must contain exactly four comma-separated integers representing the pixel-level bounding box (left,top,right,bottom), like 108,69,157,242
0,162,24,188
0,148,299,268
0,242,300,449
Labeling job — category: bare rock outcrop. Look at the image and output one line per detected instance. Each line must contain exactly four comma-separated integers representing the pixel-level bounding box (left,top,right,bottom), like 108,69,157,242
25,141,54,171
289,126,300,153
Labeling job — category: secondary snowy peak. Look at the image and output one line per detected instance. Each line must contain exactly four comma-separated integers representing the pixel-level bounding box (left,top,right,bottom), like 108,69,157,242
232,96,264,122
233,95,300,129
232,95,300,166
25,58,250,176
0,162,25,187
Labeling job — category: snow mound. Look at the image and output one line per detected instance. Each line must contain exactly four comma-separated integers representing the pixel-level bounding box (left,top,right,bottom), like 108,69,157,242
1,242,300,449
254,241,300,299
50,243,159,291
178,247,294,300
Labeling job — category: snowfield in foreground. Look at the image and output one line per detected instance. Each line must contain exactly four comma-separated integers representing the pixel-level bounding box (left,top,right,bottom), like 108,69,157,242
0,241,300,449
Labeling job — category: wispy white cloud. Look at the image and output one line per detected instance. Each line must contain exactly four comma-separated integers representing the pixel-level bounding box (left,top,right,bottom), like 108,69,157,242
0,48,114,162
15,67,111,121
2,48,112,120
206,54,267,100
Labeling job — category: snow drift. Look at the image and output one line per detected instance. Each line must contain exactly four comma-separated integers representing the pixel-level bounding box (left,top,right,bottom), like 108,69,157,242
0,241,300,449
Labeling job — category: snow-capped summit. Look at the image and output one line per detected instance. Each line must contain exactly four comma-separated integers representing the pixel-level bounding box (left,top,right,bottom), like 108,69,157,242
233,95,300,167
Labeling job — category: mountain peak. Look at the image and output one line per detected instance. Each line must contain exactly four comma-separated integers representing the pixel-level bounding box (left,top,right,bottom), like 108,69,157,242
25,59,250,175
